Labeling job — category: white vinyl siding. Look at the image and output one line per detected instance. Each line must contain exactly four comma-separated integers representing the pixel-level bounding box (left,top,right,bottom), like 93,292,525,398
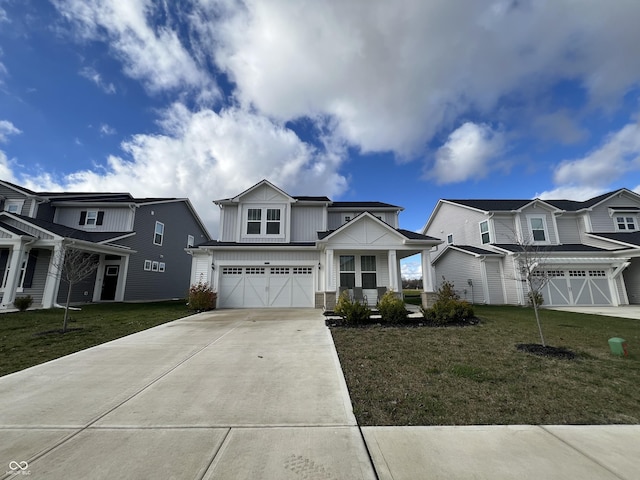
291,205,325,242
220,205,238,242
425,202,488,248
556,215,582,244
433,250,482,303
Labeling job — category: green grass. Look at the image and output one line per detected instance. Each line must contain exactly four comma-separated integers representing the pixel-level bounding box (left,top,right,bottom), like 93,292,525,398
331,305,640,426
0,301,192,377
402,289,422,306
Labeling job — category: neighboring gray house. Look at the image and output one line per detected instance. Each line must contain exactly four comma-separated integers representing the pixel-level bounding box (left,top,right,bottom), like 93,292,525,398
422,188,640,306
188,179,441,309
0,180,210,309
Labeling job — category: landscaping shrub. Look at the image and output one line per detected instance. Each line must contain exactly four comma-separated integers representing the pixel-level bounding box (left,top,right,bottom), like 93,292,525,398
377,290,408,323
13,295,33,312
187,282,217,311
527,290,544,307
335,291,371,325
420,280,474,325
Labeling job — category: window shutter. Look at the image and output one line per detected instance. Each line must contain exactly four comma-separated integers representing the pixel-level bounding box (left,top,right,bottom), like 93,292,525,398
79,211,87,225
23,250,39,288
97,211,104,225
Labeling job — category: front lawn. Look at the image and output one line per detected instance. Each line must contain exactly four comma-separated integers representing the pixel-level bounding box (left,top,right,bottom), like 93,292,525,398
0,301,192,377
331,305,640,425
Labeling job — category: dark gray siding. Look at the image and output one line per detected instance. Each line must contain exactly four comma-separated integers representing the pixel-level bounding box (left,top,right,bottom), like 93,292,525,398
118,201,210,301
56,269,98,304
22,248,51,307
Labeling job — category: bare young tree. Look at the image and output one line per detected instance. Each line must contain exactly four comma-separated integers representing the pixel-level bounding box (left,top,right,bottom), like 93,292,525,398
512,243,552,347
52,243,100,332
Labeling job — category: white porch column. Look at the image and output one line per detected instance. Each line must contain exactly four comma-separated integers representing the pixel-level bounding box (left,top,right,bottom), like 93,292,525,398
326,249,335,291
388,250,399,291
41,243,64,308
421,249,435,291
2,244,26,309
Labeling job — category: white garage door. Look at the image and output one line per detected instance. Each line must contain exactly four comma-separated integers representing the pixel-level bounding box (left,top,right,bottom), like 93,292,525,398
219,266,314,308
539,269,612,306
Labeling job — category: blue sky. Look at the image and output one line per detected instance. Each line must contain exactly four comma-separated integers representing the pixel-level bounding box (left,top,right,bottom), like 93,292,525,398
2,1,640,278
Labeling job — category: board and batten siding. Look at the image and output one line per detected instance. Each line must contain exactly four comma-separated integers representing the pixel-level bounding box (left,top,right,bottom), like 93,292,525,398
118,201,210,301
291,205,325,242
21,249,51,307
54,207,134,232
220,205,238,242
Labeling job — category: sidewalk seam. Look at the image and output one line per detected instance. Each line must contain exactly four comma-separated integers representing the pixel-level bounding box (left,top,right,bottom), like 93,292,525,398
539,426,627,480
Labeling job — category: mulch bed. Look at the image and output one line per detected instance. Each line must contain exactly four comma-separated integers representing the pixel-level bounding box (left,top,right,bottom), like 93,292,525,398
516,343,577,360
325,314,480,328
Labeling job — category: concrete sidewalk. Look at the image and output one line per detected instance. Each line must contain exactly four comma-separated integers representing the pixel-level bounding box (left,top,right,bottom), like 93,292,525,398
1,309,638,479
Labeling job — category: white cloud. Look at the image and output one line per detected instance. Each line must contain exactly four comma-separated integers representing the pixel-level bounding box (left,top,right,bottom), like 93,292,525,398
79,67,116,94
0,120,21,143
23,103,348,235
552,121,640,188
0,150,18,182
427,122,504,184
401,259,422,280
54,0,216,98
207,0,640,157
536,185,607,202
532,110,589,145
99,124,116,136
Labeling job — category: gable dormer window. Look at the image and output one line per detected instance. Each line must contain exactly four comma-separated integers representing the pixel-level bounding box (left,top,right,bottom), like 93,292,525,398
4,200,24,214
615,216,637,231
243,206,285,238
79,210,104,227
247,209,262,234
527,215,549,244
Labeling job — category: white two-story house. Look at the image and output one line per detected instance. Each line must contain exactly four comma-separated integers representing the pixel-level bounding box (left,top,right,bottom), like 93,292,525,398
422,188,640,306
0,180,210,310
188,180,441,309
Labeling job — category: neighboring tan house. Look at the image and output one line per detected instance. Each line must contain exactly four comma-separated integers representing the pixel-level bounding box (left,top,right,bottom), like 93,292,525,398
188,179,441,309
421,188,640,306
0,180,210,310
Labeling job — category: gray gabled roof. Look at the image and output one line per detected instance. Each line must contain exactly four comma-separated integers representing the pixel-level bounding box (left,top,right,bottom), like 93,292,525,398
329,201,402,210
12,214,132,243
444,188,636,213
195,240,316,248
492,243,620,253
588,232,640,248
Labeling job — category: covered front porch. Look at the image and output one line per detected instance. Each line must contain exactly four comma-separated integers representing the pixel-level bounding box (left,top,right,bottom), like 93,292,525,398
316,212,441,309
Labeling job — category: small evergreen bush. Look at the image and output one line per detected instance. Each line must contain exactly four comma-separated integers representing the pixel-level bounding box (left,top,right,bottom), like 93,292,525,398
527,290,544,307
187,282,217,311
334,291,371,325
13,295,33,312
377,290,408,323
420,280,474,325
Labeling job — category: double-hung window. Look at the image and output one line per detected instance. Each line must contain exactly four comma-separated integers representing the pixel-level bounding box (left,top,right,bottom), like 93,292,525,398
361,256,377,289
616,216,637,231
339,255,356,288
154,221,165,245
266,209,281,234
479,220,490,244
244,206,284,237
528,215,548,243
247,209,262,234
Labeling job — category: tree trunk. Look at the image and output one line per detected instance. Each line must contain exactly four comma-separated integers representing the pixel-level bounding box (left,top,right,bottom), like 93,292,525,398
531,295,546,347
62,282,73,333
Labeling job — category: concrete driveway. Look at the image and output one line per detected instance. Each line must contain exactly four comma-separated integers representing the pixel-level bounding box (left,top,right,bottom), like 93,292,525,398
0,309,376,479
1,308,638,479
545,305,640,319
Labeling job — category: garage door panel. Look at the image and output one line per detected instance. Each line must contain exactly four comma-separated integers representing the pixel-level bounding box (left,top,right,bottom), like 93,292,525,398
539,269,612,306
219,265,313,308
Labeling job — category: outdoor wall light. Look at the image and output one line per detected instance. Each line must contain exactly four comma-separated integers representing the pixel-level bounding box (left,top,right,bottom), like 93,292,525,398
318,262,321,270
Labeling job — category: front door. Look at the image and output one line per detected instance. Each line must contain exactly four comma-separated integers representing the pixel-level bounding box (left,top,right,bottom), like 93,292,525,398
101,265,119,300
